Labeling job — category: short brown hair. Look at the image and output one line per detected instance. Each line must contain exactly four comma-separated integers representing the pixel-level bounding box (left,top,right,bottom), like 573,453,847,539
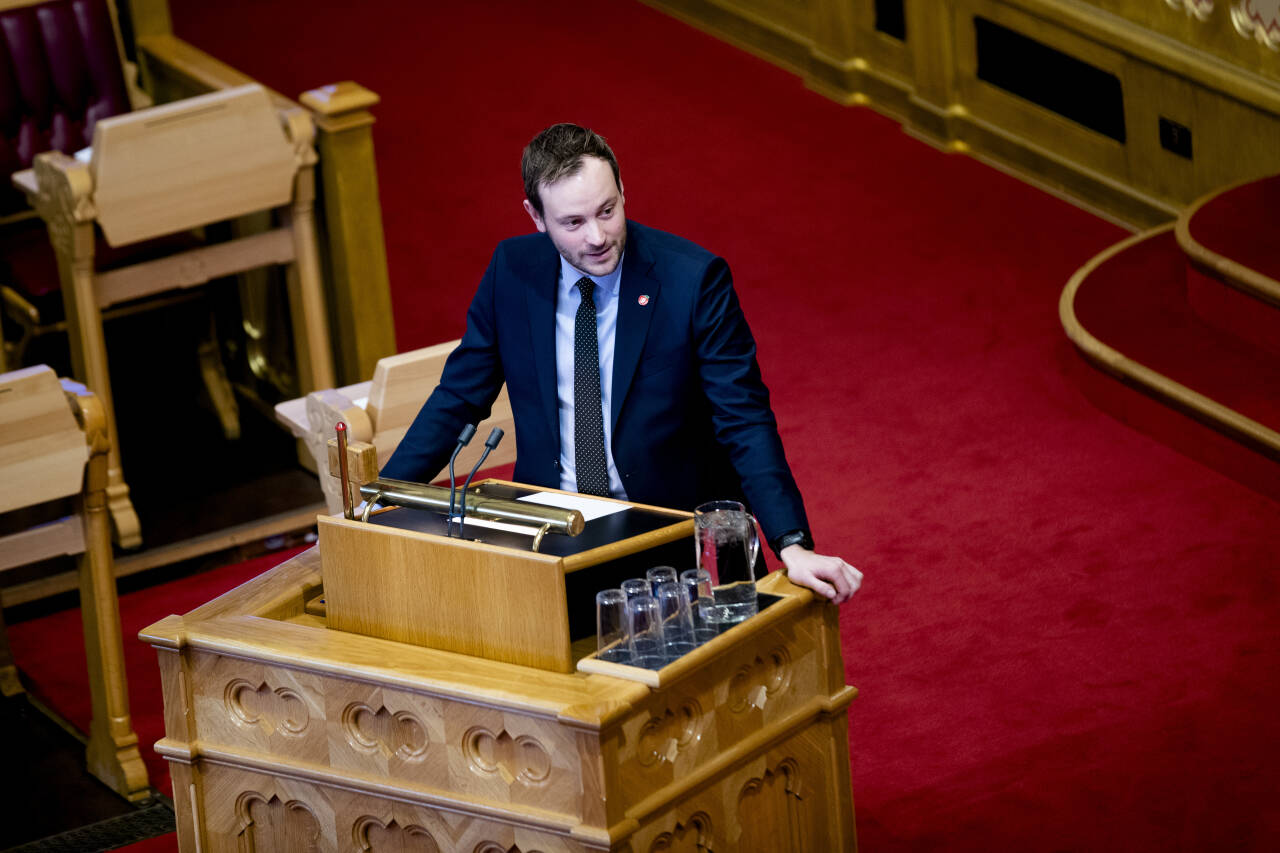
522,123,621,216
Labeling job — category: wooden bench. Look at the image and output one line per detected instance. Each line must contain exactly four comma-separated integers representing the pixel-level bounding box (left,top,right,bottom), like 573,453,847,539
276,341,516,514
0,364,149,800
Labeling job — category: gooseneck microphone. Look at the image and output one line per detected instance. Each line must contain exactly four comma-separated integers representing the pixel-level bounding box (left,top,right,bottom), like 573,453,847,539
447,424,477,536
457,427,504,539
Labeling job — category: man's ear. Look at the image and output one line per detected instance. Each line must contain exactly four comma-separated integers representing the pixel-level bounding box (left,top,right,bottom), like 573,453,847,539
522,199,546,233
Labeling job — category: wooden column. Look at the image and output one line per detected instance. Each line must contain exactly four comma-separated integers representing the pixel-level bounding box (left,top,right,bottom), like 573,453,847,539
71,389,150,801
32,152,142,548
807,0,860,100
281,108,337,395
903,0,962,146
300,82,397,385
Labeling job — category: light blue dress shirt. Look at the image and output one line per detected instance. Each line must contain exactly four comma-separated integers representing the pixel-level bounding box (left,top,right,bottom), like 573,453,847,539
555,254,627,498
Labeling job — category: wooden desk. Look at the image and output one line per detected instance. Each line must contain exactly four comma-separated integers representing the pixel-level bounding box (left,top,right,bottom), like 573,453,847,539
1,365,149,800
141,522,856,849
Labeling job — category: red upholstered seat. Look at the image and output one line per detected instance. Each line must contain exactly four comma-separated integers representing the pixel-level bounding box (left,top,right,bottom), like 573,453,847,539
0,0,129,214
0,0,133,362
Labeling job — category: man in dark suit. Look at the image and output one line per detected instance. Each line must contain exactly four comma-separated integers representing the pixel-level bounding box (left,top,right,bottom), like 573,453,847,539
383,124,860,602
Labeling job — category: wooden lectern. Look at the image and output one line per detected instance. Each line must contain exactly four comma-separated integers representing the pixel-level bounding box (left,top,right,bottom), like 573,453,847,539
141,484,857,850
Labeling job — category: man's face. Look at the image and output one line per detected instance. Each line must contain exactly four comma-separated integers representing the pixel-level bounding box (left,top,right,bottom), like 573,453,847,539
524,156,626,276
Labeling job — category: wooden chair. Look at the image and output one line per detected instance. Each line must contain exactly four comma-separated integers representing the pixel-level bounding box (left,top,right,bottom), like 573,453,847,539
0,1,395,388
0,1,391,564
11,82,336,547
276,341,516,514
0,364,149,801
0,0,140,374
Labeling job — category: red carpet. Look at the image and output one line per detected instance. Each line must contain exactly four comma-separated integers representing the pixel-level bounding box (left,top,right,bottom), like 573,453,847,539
7,2,1280,850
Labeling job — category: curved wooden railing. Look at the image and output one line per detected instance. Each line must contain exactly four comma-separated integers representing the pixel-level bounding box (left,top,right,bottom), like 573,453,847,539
1176,178,1280,311
1059,224,1280,462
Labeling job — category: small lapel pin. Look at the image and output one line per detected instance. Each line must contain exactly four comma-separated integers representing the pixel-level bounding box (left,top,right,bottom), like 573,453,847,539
638,294,650,306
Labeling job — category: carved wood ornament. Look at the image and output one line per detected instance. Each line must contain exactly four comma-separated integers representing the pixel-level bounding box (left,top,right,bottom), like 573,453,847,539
463,726,552,786
1233,0,1280,47
342,702,429,761
352,815,440,852
728,646,793,713
235,791,321,852
31,151,96,259
224,679,309,736
647,811,714,852
1166,0,1215,21
638,699,703,767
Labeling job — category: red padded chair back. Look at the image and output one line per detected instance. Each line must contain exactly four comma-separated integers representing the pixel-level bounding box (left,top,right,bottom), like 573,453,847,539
0,0,129,213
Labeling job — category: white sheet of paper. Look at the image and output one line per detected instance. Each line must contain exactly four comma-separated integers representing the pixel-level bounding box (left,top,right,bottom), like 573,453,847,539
518,491,627,522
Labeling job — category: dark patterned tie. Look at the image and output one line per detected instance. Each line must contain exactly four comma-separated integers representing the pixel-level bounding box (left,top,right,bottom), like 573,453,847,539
574,276,610,496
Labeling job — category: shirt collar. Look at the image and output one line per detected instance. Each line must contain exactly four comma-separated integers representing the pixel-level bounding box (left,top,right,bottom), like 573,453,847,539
559,253,624,299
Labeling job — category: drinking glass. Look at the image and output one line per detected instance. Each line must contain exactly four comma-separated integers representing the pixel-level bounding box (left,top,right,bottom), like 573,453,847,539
627,593,665,669
595,589,631,664
680,568,718,643
693,500,760,624
655,581,697,660
646,566,678,595
621,578,651,600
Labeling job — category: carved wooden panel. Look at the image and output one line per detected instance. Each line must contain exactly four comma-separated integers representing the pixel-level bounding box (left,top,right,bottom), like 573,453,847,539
440,699,582,813
236,791,323,852
331,681,584,814
190,764,594,853
188,653,329,767
627,720,849,852
183,650,587,821
324,685,444,781
609,613,828,811
199,773,336,851
351,815,439,852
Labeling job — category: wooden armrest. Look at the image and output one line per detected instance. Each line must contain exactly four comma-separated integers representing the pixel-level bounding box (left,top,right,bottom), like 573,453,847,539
10,168,35,196
135,33,298,112
275,381,372,440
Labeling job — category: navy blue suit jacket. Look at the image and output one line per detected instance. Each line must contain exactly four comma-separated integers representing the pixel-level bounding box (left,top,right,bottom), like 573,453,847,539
381,221,809,545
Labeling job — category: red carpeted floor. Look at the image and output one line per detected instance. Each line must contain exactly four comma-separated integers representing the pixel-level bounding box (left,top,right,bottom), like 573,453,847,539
8,1,1280,849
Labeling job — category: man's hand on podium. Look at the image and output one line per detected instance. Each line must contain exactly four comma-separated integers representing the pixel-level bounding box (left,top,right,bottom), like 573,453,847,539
780,546,862,604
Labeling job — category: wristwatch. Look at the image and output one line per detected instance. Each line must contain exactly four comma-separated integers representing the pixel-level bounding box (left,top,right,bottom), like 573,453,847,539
772,528,814,555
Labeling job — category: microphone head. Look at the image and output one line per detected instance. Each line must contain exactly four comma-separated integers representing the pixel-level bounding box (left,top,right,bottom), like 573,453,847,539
457,424,477,446
484,427,505,449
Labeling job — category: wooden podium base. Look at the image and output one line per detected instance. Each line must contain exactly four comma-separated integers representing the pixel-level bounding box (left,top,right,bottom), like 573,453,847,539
141,541,857,850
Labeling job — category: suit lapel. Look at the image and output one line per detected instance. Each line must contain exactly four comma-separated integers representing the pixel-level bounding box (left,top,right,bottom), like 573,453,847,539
524,238,562,445
612,224,659,428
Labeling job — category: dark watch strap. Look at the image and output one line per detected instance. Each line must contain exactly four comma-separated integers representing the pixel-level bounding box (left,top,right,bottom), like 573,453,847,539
772,529,814,555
